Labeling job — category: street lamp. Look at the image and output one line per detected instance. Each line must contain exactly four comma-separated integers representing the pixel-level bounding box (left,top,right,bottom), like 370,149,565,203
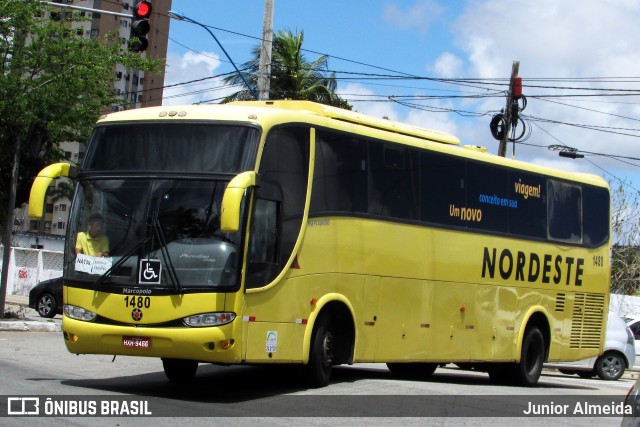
168,10,258,100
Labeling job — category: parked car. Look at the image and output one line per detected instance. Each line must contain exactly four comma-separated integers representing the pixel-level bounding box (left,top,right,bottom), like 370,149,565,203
28,277,63,318
626,317,640,367
545,312,635,381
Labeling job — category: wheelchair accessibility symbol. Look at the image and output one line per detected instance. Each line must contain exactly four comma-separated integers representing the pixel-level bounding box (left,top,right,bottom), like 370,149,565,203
139,259,162,285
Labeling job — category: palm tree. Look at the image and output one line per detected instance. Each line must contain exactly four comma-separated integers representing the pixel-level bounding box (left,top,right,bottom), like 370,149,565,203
47,179,74,204
222,29,351,109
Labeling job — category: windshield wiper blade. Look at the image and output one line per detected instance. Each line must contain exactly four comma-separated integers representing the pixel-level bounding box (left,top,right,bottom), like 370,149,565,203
152,219,182,290
95,237,150,287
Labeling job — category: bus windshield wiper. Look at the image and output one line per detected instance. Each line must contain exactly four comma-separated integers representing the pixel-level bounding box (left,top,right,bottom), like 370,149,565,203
95,237,150,288
151,219,182,290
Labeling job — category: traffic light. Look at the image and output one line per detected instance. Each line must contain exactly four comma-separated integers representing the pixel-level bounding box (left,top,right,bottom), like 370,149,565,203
129,1,152,52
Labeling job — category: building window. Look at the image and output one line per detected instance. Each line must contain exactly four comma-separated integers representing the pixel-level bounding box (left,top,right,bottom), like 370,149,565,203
44,221,52,231
60,204,67,211
64,151,72,159
30,220,39,230
57,221,65,230
46,203,54,213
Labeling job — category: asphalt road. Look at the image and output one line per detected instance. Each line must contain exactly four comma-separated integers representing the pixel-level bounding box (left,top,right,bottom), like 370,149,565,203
0,330,635,426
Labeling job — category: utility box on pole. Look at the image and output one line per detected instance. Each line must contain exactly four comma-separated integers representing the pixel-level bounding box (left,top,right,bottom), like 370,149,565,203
498,61,520,157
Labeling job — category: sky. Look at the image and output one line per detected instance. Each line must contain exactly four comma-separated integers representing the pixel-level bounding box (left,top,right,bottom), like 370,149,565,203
163,0,640,195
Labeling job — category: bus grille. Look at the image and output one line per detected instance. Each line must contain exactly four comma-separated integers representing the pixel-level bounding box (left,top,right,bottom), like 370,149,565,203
570,293,605,349
555,293,566,312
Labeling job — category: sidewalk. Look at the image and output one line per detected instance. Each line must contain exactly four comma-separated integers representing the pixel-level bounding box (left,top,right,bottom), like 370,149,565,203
1,294,62,332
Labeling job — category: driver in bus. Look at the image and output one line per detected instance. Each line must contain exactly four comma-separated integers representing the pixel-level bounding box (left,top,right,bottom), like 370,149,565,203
75,213,110,257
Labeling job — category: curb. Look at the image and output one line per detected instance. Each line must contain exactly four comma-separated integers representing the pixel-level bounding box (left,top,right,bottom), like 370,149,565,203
0,321,61,332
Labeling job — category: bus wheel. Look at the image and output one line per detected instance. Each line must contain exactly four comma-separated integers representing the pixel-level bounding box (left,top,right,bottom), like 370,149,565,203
303,322,334,388
513,326,545,386
387,363,437,378
162,358,198,382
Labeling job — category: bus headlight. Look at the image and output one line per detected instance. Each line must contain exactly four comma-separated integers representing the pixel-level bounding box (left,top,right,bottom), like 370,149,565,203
63,304,97,322
183,312,236,327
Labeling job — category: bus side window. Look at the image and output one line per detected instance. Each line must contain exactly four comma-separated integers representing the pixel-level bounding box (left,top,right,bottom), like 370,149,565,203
548,179,582,244
247,198,279,288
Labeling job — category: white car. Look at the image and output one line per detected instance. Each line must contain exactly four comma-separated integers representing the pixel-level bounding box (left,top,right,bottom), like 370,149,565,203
545,312,635,381
626,317,640,366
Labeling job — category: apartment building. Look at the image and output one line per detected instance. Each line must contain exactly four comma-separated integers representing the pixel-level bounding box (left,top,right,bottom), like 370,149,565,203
14,1,172,244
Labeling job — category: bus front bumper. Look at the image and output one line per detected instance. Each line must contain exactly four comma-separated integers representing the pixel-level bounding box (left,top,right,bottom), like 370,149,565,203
62,316,242,364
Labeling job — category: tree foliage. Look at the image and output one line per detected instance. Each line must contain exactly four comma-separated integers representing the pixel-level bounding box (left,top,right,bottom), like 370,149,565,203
222,29,351,109
610,180,640,295
0,1,160,228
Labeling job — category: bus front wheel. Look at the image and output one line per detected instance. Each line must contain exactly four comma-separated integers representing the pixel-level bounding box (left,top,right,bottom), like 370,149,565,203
162,358,198,382
302,322,334,388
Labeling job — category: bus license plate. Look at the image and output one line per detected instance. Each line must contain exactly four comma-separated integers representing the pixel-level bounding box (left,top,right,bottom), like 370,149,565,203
123,336,151,349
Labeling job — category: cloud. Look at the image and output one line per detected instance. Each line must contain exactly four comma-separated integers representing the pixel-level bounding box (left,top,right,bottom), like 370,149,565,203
431,52,464,78
163,51,238,106
337,82,400,120
419,0,640,186
383,0,444,34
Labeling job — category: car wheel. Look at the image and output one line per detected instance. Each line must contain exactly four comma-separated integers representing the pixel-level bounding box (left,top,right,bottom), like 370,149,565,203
36,293,57,318
595,351,625,381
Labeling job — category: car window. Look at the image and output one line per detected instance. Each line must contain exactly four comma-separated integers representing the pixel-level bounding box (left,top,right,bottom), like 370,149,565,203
629,321,640,340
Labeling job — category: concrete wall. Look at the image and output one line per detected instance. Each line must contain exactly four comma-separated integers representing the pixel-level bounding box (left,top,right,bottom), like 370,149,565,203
0,247,63,296
610,294,640,320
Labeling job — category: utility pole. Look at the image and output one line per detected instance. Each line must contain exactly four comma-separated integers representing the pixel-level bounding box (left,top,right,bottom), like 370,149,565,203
257,0,274,100
498,60,520,157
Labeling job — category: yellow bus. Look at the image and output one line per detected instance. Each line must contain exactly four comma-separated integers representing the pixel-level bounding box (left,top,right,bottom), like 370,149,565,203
28,100,610,387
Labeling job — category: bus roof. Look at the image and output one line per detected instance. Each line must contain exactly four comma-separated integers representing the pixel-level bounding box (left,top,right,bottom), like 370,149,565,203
96,101,607,188
97,100,461,146
233,100,461,146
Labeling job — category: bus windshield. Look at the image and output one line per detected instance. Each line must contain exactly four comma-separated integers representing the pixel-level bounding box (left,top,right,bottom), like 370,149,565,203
65,122,259,292
67,178,242,291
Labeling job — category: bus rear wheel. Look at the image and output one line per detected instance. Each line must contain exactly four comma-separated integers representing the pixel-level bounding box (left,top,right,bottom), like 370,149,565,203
488,326,545,386
302,322,334,388
162,358,198,382
515,326,545,386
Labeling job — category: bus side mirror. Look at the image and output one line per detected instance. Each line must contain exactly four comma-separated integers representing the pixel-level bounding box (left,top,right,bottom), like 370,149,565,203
220,171,257,232
28,163,76,219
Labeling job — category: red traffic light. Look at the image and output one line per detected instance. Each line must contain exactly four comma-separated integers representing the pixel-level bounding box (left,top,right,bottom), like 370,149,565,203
134,1,152,19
